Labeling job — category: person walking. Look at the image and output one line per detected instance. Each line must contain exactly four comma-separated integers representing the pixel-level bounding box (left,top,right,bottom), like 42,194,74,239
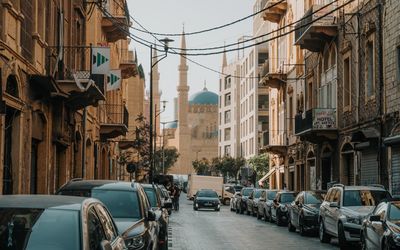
172,184,181,211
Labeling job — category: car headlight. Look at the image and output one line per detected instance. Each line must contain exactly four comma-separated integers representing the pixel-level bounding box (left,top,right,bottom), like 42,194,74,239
195,203,199,207
126,235,144,249
347,216,362,225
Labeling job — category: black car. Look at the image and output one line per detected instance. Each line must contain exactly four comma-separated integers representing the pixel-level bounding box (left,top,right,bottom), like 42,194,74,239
0,195,126,250
361,199,400,250
142,184,171,250
288,190,326,235
57,180,158,250
193,189,221,211
269,191,297,226
236,187,254,214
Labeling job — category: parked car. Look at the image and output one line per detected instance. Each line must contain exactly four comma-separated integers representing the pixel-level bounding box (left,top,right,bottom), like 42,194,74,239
159,185,173,215
269,191,297,226
236,187,254,214
193,189,221,211
222,184,242,205
257,189,278,221
0,195,127,250
246,188,264,216
319,184,391,248
361,198,400,250
57,180,159,250
230,191,242,212
288,190,326,235
142,184,171,250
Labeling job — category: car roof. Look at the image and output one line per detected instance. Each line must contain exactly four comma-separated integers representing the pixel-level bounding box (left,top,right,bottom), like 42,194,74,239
334,186,387,191
277,191,297,194
60,179,139,192
0,195,90,210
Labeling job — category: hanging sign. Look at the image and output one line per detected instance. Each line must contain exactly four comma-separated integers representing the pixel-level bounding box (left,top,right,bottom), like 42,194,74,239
91,47,110,74
107,69,121,91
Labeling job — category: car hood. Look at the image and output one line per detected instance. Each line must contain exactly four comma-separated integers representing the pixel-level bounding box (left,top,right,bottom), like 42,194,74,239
342,206,375,217
196,197,219,202
387,221,400,234
303,204,320,213
114,218,144,237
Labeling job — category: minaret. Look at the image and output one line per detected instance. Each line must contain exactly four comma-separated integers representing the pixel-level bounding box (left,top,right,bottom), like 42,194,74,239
152,47,161,134
176,29,191,174
222,48,227,70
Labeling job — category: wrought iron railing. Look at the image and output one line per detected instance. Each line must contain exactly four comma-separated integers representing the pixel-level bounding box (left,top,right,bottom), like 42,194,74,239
99,103,128,127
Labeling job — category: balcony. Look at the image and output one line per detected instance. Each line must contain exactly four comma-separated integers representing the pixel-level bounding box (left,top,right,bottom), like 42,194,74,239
295,108,337,143
259,71,286,89
120,49,138,79
99,104,129,140
102,6,130,43
262,0,288,23
295,4,338,52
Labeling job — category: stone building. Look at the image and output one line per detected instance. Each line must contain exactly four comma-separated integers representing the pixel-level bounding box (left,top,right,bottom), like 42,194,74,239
383,0,400,195
0,0,138,194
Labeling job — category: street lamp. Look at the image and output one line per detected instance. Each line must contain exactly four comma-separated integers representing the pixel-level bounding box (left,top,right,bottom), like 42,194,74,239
149,38,173,183
160,120,178,174
153,100,167,175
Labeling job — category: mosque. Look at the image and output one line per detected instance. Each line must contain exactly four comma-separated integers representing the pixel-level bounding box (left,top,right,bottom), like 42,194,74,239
163,32,219,175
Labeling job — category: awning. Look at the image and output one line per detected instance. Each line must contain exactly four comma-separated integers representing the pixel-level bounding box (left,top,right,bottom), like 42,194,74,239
351,128,380,142
384,135,400,146
258,167,276,186
29,74,68,100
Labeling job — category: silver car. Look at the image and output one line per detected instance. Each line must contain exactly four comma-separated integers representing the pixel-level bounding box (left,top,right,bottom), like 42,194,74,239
319,184,391,248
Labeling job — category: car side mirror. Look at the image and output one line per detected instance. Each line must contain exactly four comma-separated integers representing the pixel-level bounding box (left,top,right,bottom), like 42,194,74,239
147,210,156,221
295,200,299,205
273,199,277,203
249,196,253,199
259,198,266,202
237,193,242,197
165,197,169,201
370,215,381,222
100,240,112,250
329,202,339,208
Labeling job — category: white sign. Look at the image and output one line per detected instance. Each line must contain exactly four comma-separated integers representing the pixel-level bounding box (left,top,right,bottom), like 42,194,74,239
313,109,336,129
107,69,121,91
91,47,110,74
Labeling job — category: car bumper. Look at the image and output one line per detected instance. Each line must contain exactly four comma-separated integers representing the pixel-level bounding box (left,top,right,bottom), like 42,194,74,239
343,222,362,241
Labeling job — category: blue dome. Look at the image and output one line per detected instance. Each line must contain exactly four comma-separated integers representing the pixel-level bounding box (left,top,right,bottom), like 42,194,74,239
165,121,178,129
189,88,218,105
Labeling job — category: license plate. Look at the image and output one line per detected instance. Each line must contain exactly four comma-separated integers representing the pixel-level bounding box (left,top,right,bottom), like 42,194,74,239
205,203,212,206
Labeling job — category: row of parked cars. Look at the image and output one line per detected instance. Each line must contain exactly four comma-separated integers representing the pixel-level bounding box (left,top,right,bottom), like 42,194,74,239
0,179,174,250
230,184,400,249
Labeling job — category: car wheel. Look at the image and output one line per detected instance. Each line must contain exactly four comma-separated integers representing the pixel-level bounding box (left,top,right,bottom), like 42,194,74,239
194,207,198,211
263,209,269,222
235,204,239,214
240,205,244,214
257,210,261,220
319,219,331,243
215,208,220,212
338,222,350,249
382,238,390,250
299,223,306,236
288,219,296,232
276,213,282,226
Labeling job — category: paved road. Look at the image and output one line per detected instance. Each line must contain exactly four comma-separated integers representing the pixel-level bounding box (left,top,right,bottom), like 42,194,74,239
167,196,340,250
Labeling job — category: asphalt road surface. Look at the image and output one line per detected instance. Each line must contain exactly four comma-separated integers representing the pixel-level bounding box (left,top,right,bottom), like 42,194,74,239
167,195,341,250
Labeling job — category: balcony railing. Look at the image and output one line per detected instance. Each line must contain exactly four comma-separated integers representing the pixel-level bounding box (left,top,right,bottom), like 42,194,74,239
262,0,288,23
101,2,130,42
99,103,129,140
295,4,338,52
295,108,337,138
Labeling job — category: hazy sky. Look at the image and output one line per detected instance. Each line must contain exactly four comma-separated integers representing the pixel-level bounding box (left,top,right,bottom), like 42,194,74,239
126,1,254,121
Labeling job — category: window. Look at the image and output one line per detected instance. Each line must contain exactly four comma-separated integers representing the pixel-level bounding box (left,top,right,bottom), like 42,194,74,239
225,93,231,106
289,96,293,134
397,47,400,80
224,110,231,123
224,145,231,156
224,128,231,141
307,80,313,109
95,204,118,241
21,0,34,63
366,40,375,98
88,207,107,250
225,76,231,89
343,55,351,109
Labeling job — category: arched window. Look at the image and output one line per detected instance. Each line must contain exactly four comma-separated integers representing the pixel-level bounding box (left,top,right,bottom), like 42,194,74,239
323,49,330,72
330,45,337,67
6,75,19,98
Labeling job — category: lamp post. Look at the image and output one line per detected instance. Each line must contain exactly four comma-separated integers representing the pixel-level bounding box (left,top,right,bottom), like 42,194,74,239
154,100,167,175
160,120,178,174
149,38,173,183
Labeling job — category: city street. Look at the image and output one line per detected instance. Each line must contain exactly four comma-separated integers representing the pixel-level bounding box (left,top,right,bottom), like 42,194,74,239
167,196,340,250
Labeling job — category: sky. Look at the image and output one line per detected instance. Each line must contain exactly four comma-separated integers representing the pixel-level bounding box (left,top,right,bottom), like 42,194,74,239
126,0,255,122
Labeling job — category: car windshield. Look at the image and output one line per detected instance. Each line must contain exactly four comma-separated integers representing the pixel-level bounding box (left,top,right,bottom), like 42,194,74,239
197,190,218,198
254,190,262,198
92,190,141,219
305,192,325,204
267,191,277,200
243,189,253,196
343,190,391,206
0,208,80,250
280,193,295,203
234,186,243,192
389,202,400,221
144,188,158,207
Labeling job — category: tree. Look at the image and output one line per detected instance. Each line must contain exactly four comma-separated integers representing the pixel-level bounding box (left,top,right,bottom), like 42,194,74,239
248,154,269,183
154,148,179,174
192,158,211,175
233,157,246,181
